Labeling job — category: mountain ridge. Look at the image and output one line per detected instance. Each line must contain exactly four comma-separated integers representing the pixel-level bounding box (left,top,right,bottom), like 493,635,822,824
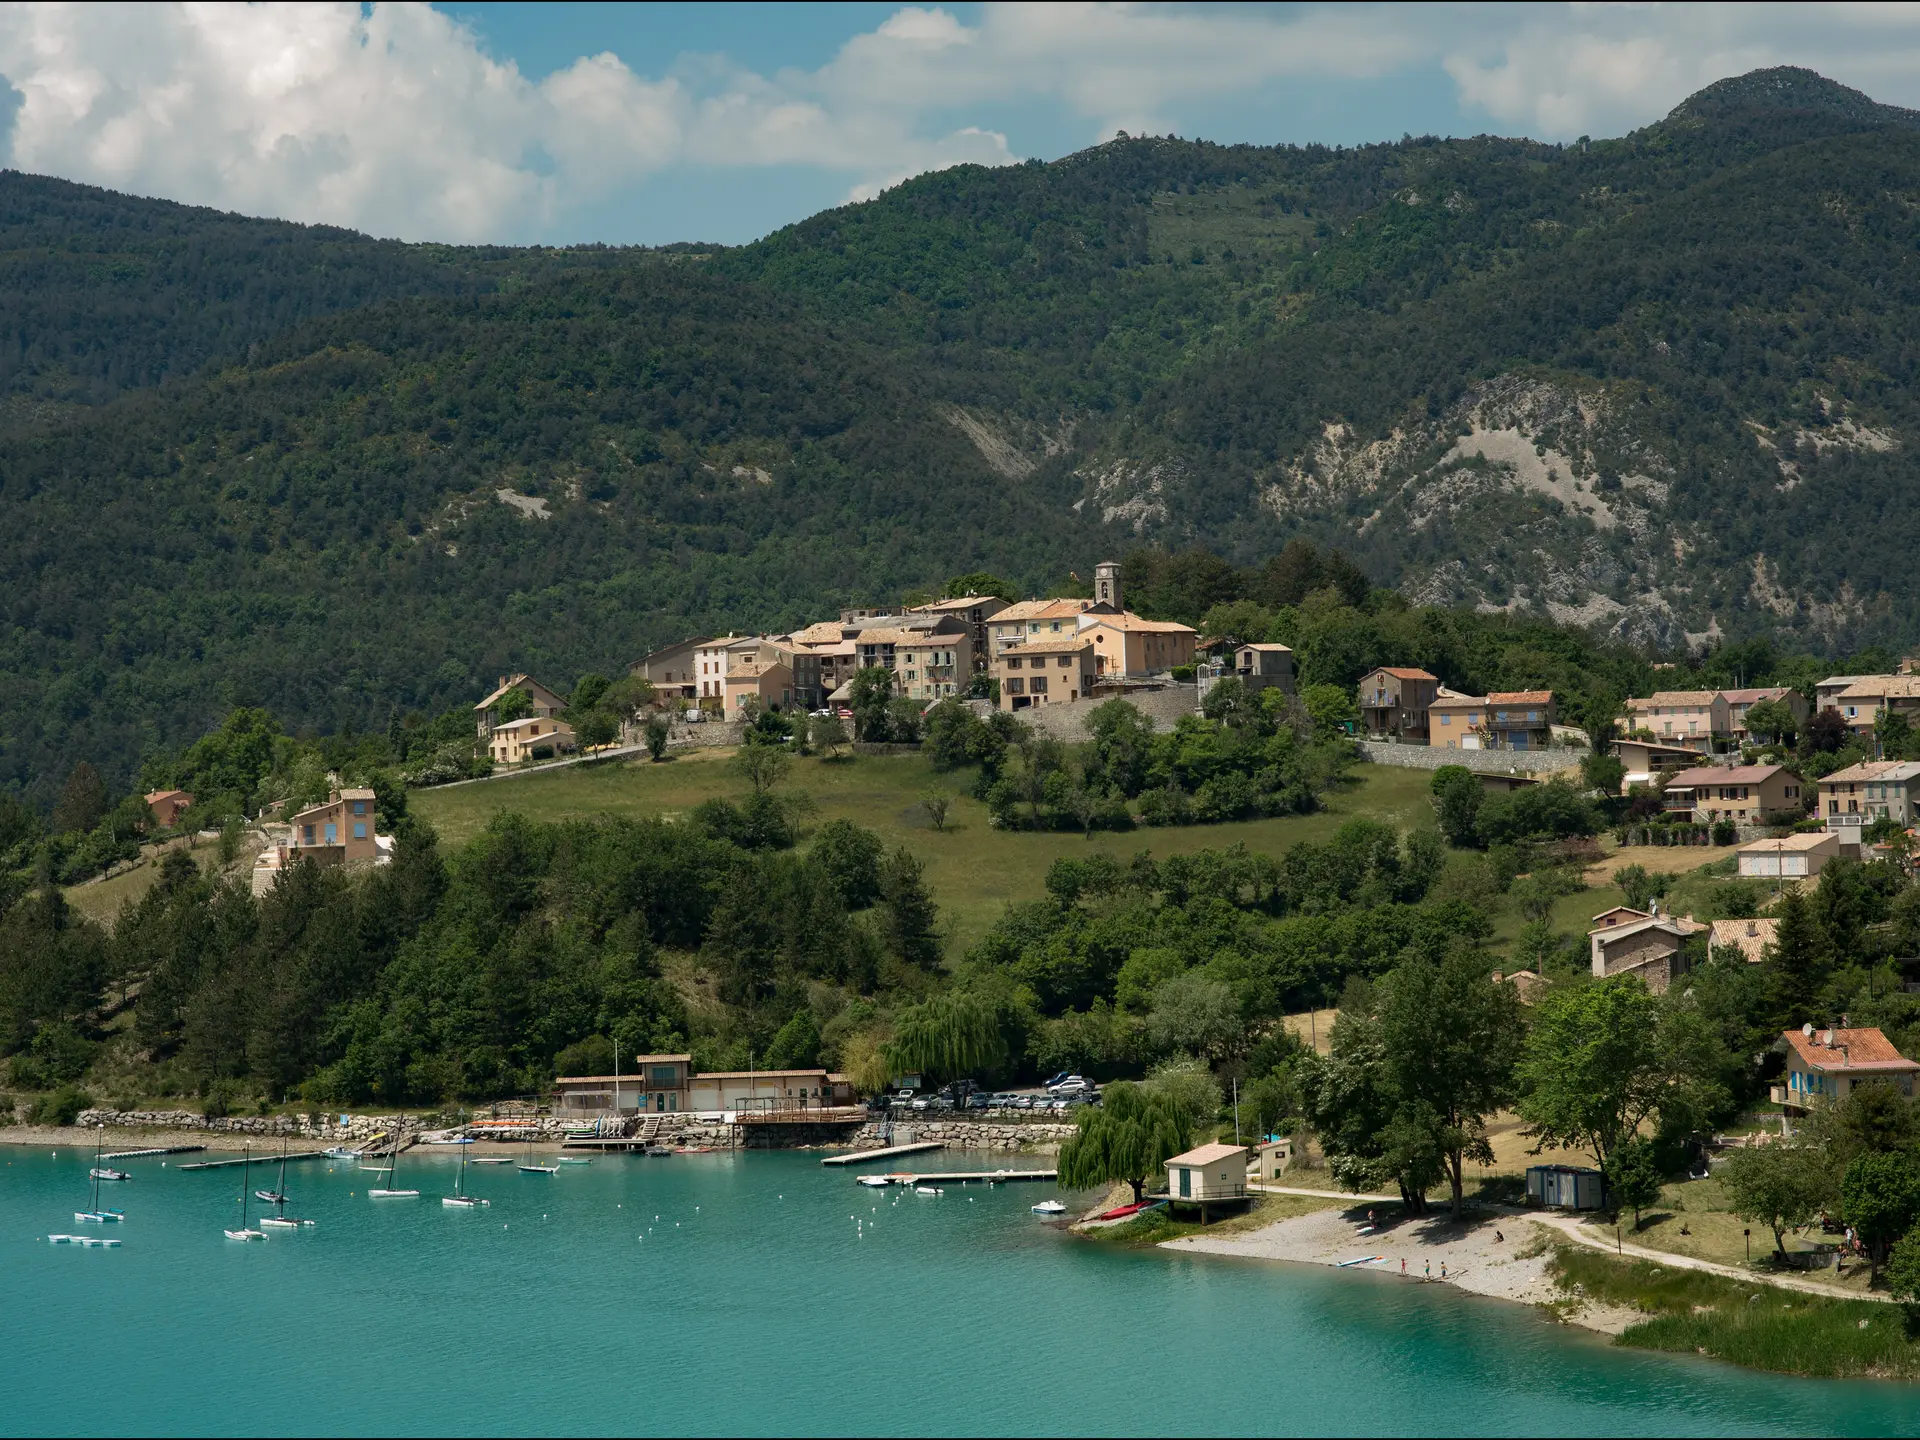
3,66,1920,799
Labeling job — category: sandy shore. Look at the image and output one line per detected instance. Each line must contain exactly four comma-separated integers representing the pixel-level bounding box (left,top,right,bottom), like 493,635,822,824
1163,1202,1641,1335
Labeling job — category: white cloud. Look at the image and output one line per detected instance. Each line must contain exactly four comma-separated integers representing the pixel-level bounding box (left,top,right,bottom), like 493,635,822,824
7,3,1920,242
1441,3,1920,139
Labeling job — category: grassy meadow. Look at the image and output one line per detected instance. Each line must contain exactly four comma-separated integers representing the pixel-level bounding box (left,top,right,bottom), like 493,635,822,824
412,751,1437,956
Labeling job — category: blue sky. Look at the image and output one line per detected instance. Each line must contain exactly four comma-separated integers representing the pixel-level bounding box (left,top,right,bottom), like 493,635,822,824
6,4,1920,246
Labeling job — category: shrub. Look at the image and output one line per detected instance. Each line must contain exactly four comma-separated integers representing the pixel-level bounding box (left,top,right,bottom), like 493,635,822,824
1169,665,1196,682
30,1086,93,1126
1711,819,1737,846
529,744,555,761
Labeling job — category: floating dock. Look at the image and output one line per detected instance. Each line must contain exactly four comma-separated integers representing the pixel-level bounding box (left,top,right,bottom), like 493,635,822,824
101,1145,204,1160
821,1142,946,1167
175,1151,331,1171
890,1169,1056,1185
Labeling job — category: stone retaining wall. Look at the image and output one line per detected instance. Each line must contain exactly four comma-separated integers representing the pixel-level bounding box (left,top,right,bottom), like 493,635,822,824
1012,685,1197,744
845,1119,1079,1151
1358,741,1586,776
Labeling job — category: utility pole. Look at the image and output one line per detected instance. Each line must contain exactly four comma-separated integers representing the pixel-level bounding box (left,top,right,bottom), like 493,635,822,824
1233,1077,1240,1146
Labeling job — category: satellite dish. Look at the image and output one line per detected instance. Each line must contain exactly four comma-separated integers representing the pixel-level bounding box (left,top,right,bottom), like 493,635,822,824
1802,1022,1815,1038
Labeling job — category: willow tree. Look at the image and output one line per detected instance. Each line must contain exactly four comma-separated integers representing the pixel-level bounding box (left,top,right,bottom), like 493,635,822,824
884,992,1006,1083
1058,1082,1192,1203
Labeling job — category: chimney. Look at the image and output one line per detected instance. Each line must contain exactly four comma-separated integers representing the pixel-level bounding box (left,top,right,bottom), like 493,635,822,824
1747,921,1758,936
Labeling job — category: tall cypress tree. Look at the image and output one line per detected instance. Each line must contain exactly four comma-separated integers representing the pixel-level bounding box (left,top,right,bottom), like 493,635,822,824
1764,887,1833,1029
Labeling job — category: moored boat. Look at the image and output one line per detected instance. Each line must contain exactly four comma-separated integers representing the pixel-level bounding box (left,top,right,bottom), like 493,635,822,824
1031,1199,1067,1215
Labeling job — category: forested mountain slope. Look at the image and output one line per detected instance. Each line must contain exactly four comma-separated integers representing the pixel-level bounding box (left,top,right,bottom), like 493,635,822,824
5,66,1920,801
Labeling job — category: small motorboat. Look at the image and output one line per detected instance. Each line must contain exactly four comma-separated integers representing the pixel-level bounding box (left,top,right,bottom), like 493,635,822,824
914,1185,944,1196
674,1145,716,1154
442,1195,490,1208
518,1164,560,1175
48,1233,120,1247
857,1175,891,1188
555,1157,592,1166
643,1145,672,1157
468,1157,513,1165
1031,1200,1067,1215
323,1147,359,1160
254,1189,288,1204
90,1168,131,1182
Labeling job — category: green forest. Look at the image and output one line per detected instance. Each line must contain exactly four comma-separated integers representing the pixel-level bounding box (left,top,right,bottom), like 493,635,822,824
8,65,1920,811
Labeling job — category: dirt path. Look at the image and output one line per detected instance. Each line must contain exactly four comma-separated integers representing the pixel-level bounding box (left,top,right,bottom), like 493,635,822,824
1535,1211,1890,1303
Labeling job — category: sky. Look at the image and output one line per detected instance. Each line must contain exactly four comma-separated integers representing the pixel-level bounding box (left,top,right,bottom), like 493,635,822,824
6,2,1920,246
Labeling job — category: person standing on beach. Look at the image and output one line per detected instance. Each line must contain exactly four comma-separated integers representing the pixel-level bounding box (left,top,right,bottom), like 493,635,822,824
1440,1260,1448,1280
1400,1258,1406,1275
1424,1259,1430,1280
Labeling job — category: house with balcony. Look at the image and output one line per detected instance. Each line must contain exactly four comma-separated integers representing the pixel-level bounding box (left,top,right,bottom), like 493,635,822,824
1773,1026,1918,1132
890,632,973,702
284,788,383,866
1660,763,1804,824
1614,738,1703,792
474,673,567,739
1196,643,1294,710
907,595,1007,671
1485,691,1556,750
723,657,795,716
1623,690,1730,752
1818,760,1920,837
991,637,1098,711
1356,667,1439,743
987,598,1115,659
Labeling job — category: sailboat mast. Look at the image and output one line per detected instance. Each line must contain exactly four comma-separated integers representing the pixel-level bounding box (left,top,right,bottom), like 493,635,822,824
239,1147,250,1229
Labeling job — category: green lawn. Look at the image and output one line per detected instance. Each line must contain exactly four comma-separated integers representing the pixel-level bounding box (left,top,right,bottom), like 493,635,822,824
411,752,1437,956
63,838,223,929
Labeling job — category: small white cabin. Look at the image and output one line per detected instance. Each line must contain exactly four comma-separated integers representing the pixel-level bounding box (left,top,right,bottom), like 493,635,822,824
1165,1143,1248,1208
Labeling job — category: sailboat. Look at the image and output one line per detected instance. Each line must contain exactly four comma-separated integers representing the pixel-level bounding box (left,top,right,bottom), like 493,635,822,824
255,1139,290,1204
75,1128,126,1224
442,1142,490,1208
368,1137,419,1198
518,1112,558,1175
259,1141,315,1229
224,1146,266,1240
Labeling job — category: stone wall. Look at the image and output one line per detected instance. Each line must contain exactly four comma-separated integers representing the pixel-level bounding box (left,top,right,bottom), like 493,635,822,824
845,1119,1079,1151
667,718,747,749
1358,740,1586,776
1014,684,1197,743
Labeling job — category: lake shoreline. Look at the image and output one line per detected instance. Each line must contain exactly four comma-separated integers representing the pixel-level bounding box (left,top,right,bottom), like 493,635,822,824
1162,1205,1642,1336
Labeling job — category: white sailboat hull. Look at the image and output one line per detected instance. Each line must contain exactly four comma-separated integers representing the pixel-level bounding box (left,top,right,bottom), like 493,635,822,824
442,1196,489,1207
367,1188,420,1198
224,1229,266,1241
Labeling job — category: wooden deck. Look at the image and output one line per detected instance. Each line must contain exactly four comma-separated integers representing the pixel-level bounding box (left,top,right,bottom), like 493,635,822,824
821,1141,945,1166
101,1145,205,1160
892,1169,1056,1185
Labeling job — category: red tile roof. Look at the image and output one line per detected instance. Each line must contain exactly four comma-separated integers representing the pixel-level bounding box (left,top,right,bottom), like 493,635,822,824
1374,667,1437,681
1783,1027,1918,1073
1664,765,1795,787
1488,690,1553,705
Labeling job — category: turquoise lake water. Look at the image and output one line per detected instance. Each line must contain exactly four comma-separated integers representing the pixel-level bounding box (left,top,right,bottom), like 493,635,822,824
4,1144,1916,1436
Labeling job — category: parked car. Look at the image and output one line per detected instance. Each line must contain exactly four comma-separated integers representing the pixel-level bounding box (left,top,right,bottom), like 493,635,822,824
964,1093,992,1110
1042,1072,1071,1090
1048,1076,1091,1095
1011,1094,1034,1109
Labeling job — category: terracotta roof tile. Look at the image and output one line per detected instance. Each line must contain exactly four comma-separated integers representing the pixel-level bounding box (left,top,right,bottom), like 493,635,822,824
1783,1027,1918,1072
